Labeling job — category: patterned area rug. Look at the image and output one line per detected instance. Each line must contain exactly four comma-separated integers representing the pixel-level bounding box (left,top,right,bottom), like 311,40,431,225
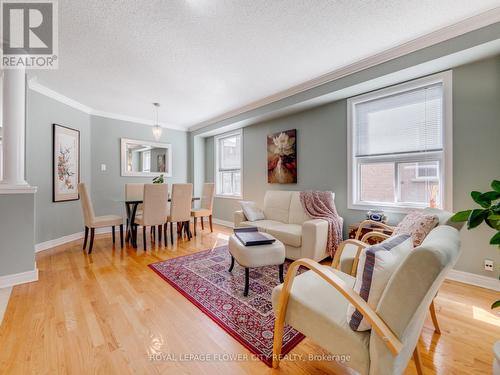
148,245,304,366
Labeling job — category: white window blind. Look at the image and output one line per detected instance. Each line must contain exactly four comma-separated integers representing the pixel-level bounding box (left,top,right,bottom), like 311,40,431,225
355,83,443,157
348,72,452,212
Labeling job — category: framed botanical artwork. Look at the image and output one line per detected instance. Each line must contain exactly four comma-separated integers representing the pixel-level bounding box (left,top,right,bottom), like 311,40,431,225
267,129,297,184
53,124,80,202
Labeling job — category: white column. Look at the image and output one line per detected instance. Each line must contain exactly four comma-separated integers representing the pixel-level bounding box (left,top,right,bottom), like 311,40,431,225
0,67,28,187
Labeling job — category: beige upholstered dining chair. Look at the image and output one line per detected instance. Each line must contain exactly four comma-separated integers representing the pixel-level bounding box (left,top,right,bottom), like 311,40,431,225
133,184,169,250
78,183,124,254
272,224,462,375
191,182,215,235
125,183,144,212
167,183,193,244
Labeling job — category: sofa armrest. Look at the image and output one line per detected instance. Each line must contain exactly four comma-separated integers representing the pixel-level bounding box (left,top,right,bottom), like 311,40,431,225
234,210,247,227
301,219,329,261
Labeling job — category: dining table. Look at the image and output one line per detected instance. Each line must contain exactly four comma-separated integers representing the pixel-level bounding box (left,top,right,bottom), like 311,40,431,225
123,197,200,248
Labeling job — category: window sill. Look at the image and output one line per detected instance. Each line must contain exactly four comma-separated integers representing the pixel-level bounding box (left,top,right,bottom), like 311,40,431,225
348,202,436,214
215,195,242,200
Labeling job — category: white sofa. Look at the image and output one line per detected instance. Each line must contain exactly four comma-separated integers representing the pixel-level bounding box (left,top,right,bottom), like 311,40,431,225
234,191,334,262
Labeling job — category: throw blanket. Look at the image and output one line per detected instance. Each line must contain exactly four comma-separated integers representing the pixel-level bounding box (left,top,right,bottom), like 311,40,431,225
300,191,343,257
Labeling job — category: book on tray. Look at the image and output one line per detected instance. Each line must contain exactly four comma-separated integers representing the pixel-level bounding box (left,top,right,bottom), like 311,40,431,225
234,227,276,246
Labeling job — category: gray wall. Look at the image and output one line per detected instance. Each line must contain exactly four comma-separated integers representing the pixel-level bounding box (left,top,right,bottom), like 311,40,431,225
205,55,500,279
0,194,35,277
90,116,189,217
26,90,92,243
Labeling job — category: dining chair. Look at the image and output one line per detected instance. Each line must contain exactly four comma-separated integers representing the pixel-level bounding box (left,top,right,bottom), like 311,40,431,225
191,182,215,236
167,183,193,245
78,183,124,254
133,184,169,250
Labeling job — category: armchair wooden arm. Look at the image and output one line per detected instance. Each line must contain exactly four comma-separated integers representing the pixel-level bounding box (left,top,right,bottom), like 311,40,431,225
272,258,403,368
331,239,367,276
360,231,391,243
355,219,394,240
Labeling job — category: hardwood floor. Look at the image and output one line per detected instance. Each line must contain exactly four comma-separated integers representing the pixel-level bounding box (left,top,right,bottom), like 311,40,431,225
0,224,498,374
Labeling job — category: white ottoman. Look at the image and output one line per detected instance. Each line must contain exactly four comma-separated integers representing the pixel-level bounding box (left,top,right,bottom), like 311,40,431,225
228,234,286,296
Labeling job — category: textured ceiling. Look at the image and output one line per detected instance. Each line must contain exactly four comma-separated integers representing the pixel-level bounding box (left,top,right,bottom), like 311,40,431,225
32,0,500,130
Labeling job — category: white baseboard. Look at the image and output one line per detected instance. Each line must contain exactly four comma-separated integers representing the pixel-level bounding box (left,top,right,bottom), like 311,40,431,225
0,267,39,288
446,269,500,291
35,226,122,253
212,218,234,228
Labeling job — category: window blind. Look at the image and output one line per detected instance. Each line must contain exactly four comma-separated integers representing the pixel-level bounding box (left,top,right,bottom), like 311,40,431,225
355,83,443,157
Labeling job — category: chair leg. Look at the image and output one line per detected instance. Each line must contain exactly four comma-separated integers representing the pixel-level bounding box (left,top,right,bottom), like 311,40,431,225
201,217,204,230
158,225,162,245
151,226,155,242
244,268,250,297
83,226,89,249
88,228,95,254
112,226,115,244
170,222,174,245
413,345,424,375
209,215,213,232
164,224,168,245
193,217,197,236
186,222,192,240
430,299,441,334
143,226,147,251
119,224,124,248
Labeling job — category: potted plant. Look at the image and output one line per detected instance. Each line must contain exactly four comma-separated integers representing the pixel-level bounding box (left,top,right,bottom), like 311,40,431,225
450,180,500,374
153,174,164,184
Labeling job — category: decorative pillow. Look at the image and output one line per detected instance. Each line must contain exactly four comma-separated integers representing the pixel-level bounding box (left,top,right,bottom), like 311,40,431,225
392,211,439,246
240,201,265,222
348,234,413,331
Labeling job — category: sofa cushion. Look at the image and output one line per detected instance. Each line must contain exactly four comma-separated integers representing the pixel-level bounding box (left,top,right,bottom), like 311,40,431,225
239,201,265,222
263,191,292,223
239,220,283,232
266,223,302,247
272,266,370,375
288,192,312,225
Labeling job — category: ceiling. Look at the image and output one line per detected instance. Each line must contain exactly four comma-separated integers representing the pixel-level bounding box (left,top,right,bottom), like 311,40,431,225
31,0,500,131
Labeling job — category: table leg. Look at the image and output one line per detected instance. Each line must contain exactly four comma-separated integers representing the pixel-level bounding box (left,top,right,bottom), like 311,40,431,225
129,203,139,248
125,203,131,241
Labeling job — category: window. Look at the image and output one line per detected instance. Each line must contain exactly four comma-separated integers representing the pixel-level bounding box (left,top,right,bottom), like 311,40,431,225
348,72,452,212
215,130,242,198
141,150,151,172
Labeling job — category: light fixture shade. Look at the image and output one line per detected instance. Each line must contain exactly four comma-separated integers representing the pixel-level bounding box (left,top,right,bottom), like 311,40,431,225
152,124,162,140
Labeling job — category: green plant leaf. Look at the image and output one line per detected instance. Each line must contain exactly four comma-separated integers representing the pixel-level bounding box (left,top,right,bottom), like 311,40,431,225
450,210,472,222
492,300,500,309
471,191,491,208
488,214,500,221
467,209,487,229
491,180,500,193
490,231,500,245
481,191,500,201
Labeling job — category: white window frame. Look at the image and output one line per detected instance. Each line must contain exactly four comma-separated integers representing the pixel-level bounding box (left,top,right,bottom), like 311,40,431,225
141,150,151,172
347,71,453,213
214,129,243,199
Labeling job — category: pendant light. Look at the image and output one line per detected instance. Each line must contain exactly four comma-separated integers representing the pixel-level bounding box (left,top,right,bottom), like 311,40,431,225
152,102,162,141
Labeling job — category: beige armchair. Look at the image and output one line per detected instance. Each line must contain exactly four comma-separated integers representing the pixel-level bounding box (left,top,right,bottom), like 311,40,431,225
133,184,169,250
167,183,193,244
191,183,215,235
78,183,124,254
272,225,462,374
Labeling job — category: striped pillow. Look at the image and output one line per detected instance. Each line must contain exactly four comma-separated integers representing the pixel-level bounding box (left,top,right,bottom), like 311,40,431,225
347,234,413,331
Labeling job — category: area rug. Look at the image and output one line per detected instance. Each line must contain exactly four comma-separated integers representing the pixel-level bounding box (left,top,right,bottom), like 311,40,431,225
148,245,305,366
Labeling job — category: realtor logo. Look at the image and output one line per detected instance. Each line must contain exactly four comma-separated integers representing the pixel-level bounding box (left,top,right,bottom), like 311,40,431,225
1,0,58,69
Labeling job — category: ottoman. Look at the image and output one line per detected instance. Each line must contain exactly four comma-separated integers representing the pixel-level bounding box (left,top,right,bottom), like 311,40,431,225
228,234,286,296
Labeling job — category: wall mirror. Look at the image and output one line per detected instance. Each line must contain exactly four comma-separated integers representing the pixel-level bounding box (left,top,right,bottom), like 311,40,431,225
121,138,172,177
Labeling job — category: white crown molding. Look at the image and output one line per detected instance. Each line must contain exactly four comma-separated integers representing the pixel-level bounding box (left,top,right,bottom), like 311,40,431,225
447,269,500,292
188,7,500,133
28,80,92,114
0,266,38,288
27,80,187,132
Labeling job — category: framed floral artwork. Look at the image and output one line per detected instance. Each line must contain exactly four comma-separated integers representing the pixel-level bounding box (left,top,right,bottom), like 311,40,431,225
267,129,297,184
53,124,80,202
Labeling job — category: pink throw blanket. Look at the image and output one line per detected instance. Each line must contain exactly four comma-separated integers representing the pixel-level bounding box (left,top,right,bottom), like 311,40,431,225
300,191,343,257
